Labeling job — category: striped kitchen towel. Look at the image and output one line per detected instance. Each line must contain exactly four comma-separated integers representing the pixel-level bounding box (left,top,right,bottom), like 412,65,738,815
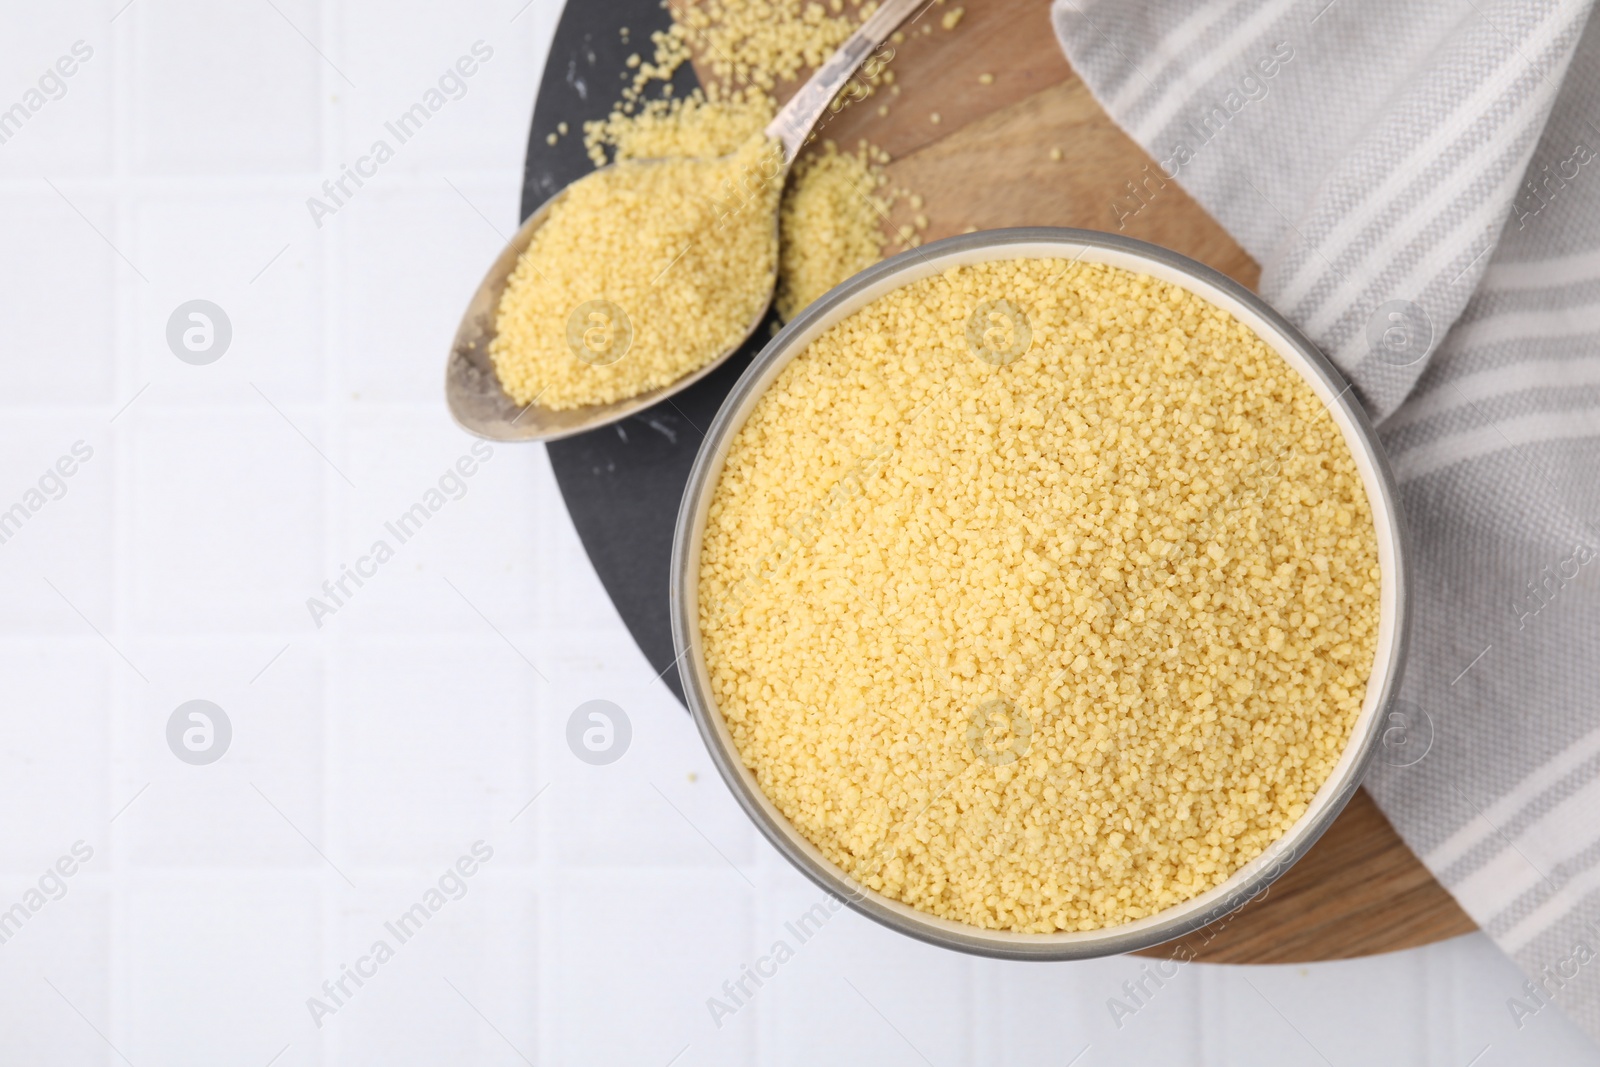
1054,0,1600,1041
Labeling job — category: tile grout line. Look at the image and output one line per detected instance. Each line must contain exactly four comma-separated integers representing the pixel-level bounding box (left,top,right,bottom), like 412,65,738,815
963,952,980,1067
501,9,556,1063
107,0,137,1055
319,0,344,1063
1201,963,1223,1067
0,169,529,201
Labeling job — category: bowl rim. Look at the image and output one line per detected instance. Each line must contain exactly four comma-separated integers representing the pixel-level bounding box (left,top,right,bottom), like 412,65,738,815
669,226,1411,960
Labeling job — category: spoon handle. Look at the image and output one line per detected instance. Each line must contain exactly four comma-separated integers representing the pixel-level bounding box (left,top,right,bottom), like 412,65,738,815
764,0,926,163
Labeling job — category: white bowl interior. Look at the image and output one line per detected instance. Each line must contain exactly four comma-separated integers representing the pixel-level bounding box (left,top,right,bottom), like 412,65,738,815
679,235,1403,954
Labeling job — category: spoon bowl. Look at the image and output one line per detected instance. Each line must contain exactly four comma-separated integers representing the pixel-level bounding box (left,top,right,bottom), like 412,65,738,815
445,0,923,442
445,170,776,443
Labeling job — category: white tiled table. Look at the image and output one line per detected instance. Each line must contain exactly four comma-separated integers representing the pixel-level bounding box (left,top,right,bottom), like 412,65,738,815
1,1,1596,1062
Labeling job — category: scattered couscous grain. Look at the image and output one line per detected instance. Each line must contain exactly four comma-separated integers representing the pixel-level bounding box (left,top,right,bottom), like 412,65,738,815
678,0,872,90
941,6,965,30
698,259,1381,932
1050,146,1064,161
930,111,942,124
979,72,994,85
570,1,940,326
491,134,781,409
776,142,894,319
583,88,773,166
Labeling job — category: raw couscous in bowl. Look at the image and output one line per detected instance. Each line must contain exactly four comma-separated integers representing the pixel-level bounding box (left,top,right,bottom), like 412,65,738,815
670,228,1409,959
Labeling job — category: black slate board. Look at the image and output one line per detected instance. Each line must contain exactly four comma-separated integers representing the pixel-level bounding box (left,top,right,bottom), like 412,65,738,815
525,0,773,704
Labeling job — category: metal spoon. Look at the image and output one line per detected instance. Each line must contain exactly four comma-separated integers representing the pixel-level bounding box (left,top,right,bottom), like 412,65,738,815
445,0,923,442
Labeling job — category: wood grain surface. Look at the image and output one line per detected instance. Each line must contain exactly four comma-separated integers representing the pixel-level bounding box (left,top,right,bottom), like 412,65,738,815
688,0,1475,962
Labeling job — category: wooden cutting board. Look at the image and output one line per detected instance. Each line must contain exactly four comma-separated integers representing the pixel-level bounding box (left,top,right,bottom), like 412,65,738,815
682,0,1476,963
